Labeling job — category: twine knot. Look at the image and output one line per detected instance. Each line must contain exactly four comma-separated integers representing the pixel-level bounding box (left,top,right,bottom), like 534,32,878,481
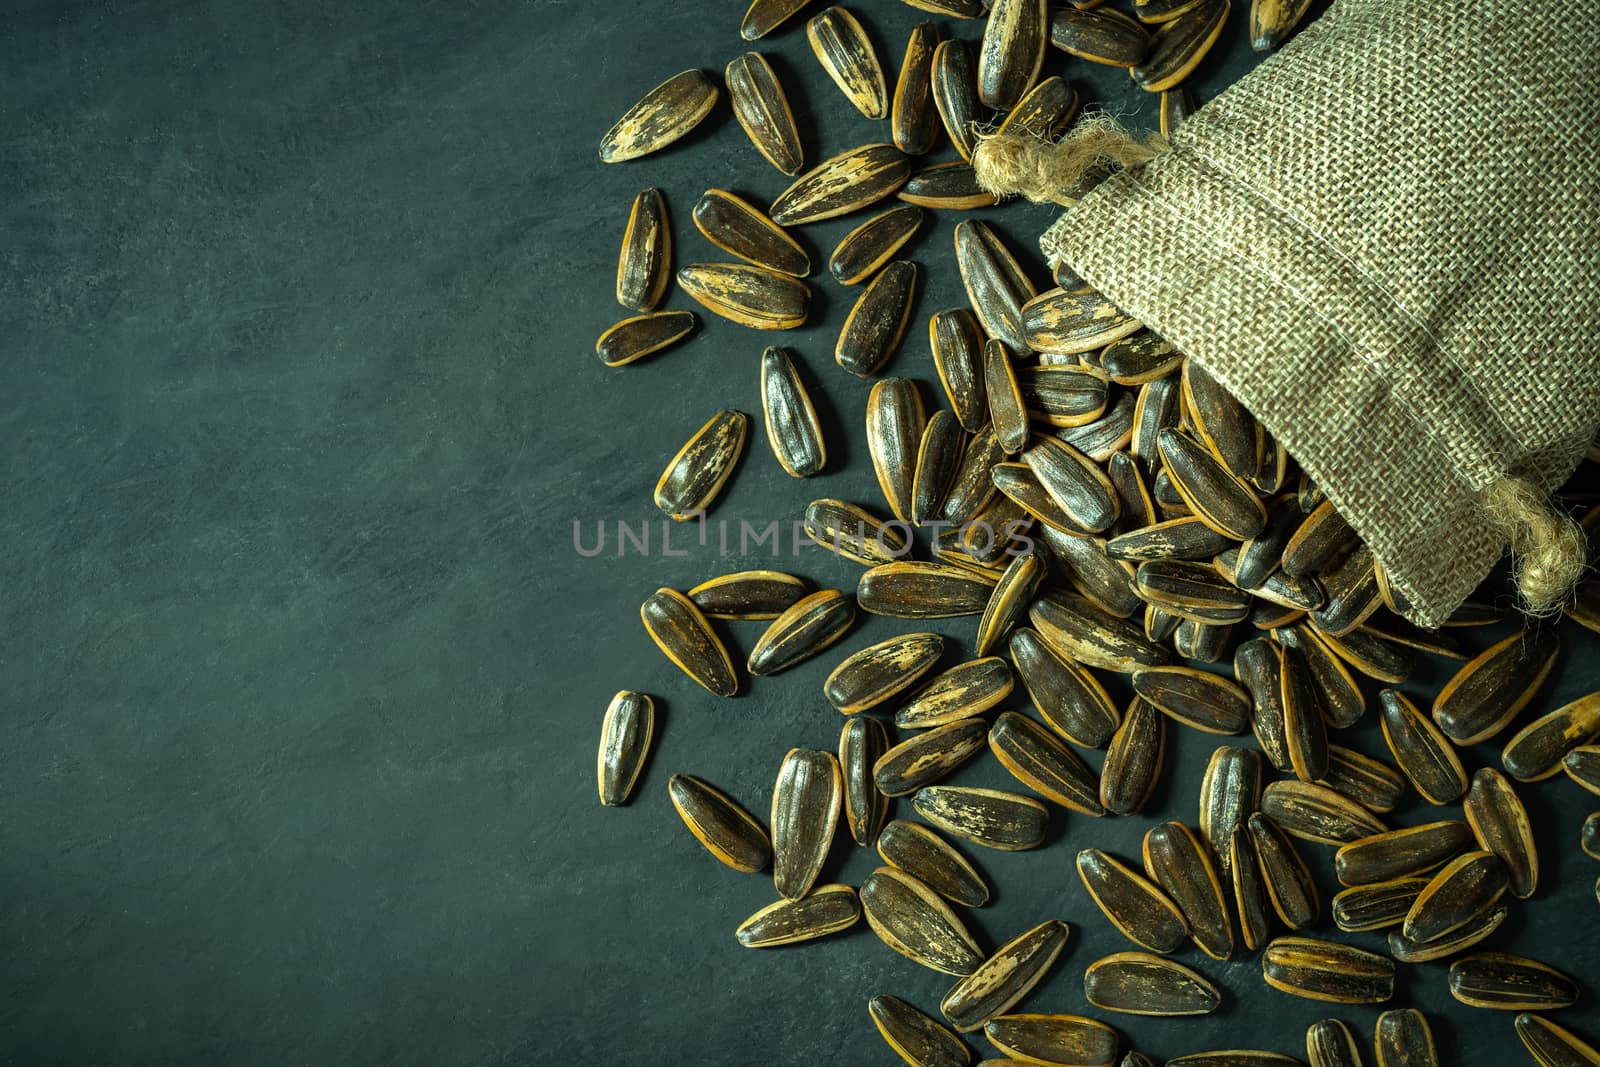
1482,476,1586,615
972,113,1172,206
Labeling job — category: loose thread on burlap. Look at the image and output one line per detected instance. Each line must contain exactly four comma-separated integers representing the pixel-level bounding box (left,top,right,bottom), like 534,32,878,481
971,112,1171,206
1481,477,1587,616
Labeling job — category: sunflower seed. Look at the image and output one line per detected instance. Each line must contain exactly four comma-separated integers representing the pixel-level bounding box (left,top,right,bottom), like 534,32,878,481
737,884,861,947
749,589,856,675
901,0,986,14
808,7,888,118
1260,780,1386,846
1360,612,1467,660
860,562,998,618
986,1015,1120,1065
677,263,810,329
1200,746,1262,877
1567,746,1600,795
1159,87,1195,136
1022,289,1142,355
940,920,1069,1032
1305,1018,1364,1067
869,994,971,1067
838,260,919,378
1249,812,1318,929
892,22,942,155
1048,5,1151,65
1133,0,1207,21
878,819,990,907
741,0,814,39
1234,497,1302,589
1332,879,1426,933
1249,0,1314,49
1236,638,1293,772
992,462,1090,535
1334,821,1474,887
1042,528,1143,619
1502,691,1600,782
1101,697,1167,815
862,865,985,974
1101,333,1181,387
914,786,1049,851
842,718,892,846
983,341,1030,454
1319,746,1404,814
1276,624,1363,728
770,143,912,225
1280,500,1357,579
804,498,912,565
760,347,826,477
596,310,697,367
864,378,927,524
1312,623,1414,684
1167,1053,1301,1067
1262,936,1395,1004
1514,1012,1600,1067
1133,666,1250,735
597,691,655,806
1464,767,1537,899
997,75,1079,139
726,52,803,175
1436,628,1561,745
876,718,989,797
1107,517,1232,562
974,545,1046,654
1144,820,1233,960
641,588,739,697
1077,848,1188,954
1130,0,1229,91
832,205,926,286
1107,452,1156,534
1230,826,1272,952
1085,953,1219,1017
1137,559,1251,624
1218,557,1324,613
930,310,988,432
667,773,772,872
1280,644,1329,782
771,748,843,900
899,161,1002,209
693,190,810,277
989,711,1104,814
617,188,671,312
1006,627,1116,748
1181,360,1259,481
827,633,944,715
1158,429,1265,539
599,69,720,163
1060,391,1137,462
1403,850,1508,944
933,40,982,161
1449,953,1578,1011
1309,545,1383,637
1024,436,1119,532
1388,903,1509,962
897,657,1014,728
1132,373,1181,474
1032,591,1172,673
687,572,806,624
978,0,1047,107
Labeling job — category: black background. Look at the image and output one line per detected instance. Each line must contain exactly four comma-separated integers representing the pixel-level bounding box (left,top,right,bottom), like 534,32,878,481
3,0,1597,1063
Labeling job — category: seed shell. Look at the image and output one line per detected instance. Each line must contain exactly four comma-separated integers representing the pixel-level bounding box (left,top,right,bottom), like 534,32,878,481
1334,821,1473,887
903,0,986,14
1025,436,1119,532
1176,620,1230,663
617,188,671,312
842,717,892,846
1158,427,1266,539
1403,850,1508,943
1261,780,1386,846
989,711,1104,814
1136,559,1250,624
986,1014,1120,1065
876,718,989,796
1077,848,1188,954
1261,936,1396,1004
1280,624,1363,728
1100,697,1166,815
1048,5,1152,66
1167,1054,1301,1067
688,570,808,621
1249,812,1318,929
828,634,944,717
940,920,1070,1032
978,0,1047,108
868,376,926,523
1084,952,1219,1016
1107,517,1232,561
914,411,967,526
1372,1009,1437,1067
1319,746,1405,815
983,340,1030,454
1133,666,1250,735
862,865,985,975
1502,691,1600,781
677,263,810,330
914,786,1049,851
892,22,942,155
1312,624,1414,685
1043,527,1143,619
1031,592,1172,673
1249,0,1313,49
931,309,989,432
599,69,720,163
1378,689,1468,805
640,588,739,697
1281,645,1329,782
693,190,810,277
805,498,912,564
996,75,1079,140
1200,746,1262,877
1143,820,1233,960
878,819,991,907
668,773,771,872
771,748,843,900
808,7,889,119
1234,497,1302,589
1130,0,1230,91
1568,746,1600,795
869,994,972,1067
737,884,861,947
1448,953,1578,1011
1236,638,1293,771
748,589,856,675
725,52,803,175
954,220,1036,352
1058,390,1136,462
900,161,1002,209
761,347,826,477
1309,545,1383,637
1432,628,1559,745
596,310,697,367
1022,288,1143,355
1514,1013,1600,1067
1463,767,1538,899
597,690,655,806
770,143,912,226
861,562,998,618
1159,87,1195,136
741,0,814,39
898,657,1015,728
1387,904,1508,963
1332,878,1426,933
832,205,926,285
1305,1018,1363,1067
837,261,919,377
1230,826,1272,952
1010,624,1120,747
1281,500,1357,579
932,40,983,161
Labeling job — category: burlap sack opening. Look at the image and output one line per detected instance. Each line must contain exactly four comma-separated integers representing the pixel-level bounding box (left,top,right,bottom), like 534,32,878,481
987,0,1600,628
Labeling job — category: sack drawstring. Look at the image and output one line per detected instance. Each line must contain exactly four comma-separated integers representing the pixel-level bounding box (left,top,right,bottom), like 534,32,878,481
1482,477,1586,615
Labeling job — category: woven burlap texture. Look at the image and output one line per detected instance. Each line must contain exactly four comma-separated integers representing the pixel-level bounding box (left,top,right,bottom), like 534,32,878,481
1041,0,1600,627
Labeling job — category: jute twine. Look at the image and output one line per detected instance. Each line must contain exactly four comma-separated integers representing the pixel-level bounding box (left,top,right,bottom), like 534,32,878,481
971,119,1587,617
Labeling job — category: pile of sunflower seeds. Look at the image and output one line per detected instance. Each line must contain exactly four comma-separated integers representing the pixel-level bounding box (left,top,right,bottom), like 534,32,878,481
591,0,1600,1062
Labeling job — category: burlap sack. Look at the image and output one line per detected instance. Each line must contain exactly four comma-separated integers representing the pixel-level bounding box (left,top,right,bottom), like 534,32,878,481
981,0,1600,627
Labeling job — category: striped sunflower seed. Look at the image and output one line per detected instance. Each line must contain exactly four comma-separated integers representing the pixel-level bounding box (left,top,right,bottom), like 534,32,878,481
1130,0,1230,91
1305,1018,1363,1067
955,220,1036,352
1389,905,1508,963
1312,623,1413,684
804,498,912,564
997,75,1079,140
1249,0,1314,49
688,569,808,620
667,773,771,872
737,884,860,947
1332,878,1426,933
1402,850,1508,944
1133,666,1250,735
1514,1012,1600,1067
1261,936,1395,1004
1433,628,1559,745
1448,953,1578,1011
1319,745,1405,815
1058,391,1136,462
1277,624,1363,728
1234,496,1303,590
1567,745,1600,796
599,69,720,163
1103,332,1182,386
1168,1054,1300,1067
597,691,655,806
677,263,810,329
1107,451,1157,533
1309,545,1383,637
1463,767,1538,899
914,412,967,526
992,462,1091,535
867,376,926,522
1143,820,1233,960
1107,517,1232,562
826,632,944,714
1157,427,1266,539
1084,953,1219,1016
877,819,990,907
940,920,1070,1032
1260,780,1385,846
1032,591,1172,673
891,22,941,155
1502,691,1600,782
1281,644,1330,783
617,187,670,311
1042,527,1143,620
595,310,697,367
1077,847,1188,954
1229,825,1272,952
932,40,982,161
1181,359,1260,481
1100,698,1167,815
640,588,738,696
989,711,1104,814
1159,86,1195,136
861,865,984,975
1374,1010,1437,1067
1022,288,1142,356
748,589,856,675
1199,746,1263,877
1236,638,1293,772
930,309,988,432
771,748,843,900
740,0,814,39
860,562,998,618
725,52,803,175
1048,5,1151,65
1249,812,1318,929
761,347,825,477
985,1013,1120,1064
899,161,1001,209
769,143,911,225
1025,436,1119,532
832,204,926,285
837,260,918,377
984,340,1031,454
841,717,892,846
897,657,1014,728
875,718,989,796
807,7,888,119
1135,559,1251,624
978,0,1047,108
1378,689,1468,805
869,994,971,1067
914,786,1049,851
1334,820,1473,887
1281,500,1357,579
